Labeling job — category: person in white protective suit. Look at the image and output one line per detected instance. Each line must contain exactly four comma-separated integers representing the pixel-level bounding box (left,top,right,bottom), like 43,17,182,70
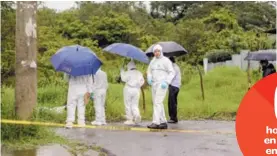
90,68,108,126
120,59,145,125
65,74,93,128
146,44,175,129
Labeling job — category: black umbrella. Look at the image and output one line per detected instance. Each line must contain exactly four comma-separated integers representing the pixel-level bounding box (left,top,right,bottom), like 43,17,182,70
244,49,276,61
145,41,188,57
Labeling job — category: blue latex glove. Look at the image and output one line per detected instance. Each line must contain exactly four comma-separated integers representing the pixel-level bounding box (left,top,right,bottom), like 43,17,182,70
90,93,94,100
161,81,168,89
147,78,152,85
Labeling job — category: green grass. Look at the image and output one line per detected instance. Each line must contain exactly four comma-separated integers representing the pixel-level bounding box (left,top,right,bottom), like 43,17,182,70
1,86,68,150
2,66,261,123
178,66,249,119
2,126,67,150
1,66,262,147
2,127,107,155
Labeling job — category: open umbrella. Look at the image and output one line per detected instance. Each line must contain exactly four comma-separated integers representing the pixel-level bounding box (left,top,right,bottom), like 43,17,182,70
244,49,276,61
50,45,102,76
103,43,149,64
103,43,148,113
145,41,188,57
244,49,276,90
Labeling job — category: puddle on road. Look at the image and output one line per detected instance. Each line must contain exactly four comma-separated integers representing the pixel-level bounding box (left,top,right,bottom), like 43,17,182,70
1,144,72,156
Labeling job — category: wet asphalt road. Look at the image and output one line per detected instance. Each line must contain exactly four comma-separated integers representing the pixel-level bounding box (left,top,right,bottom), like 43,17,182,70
55,120,243,156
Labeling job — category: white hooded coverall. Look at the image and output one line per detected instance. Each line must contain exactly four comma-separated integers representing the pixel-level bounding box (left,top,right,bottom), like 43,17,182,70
121,60,145,123
91,68,108,125
147,45,175,125
66,74,93,126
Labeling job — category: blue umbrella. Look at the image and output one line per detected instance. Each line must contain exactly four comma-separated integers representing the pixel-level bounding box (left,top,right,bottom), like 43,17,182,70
103,43,149,64
50,45,102,76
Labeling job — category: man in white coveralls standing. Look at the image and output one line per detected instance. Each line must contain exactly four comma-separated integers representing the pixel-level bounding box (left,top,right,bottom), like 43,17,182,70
65,74,93,128
90,68,109,126
147,44,175,129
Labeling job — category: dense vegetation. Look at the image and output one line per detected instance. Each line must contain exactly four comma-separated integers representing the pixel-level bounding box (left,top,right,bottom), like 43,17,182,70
1,1,276,86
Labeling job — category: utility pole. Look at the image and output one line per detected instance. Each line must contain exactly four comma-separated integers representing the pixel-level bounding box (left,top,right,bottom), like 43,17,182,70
15,1,37,120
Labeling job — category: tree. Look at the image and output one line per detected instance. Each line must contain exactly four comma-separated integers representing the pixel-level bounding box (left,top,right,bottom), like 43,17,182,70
86,11,140,47
1,1,275,87
150,1,202,22
15,1,38,119
1,2,16,85
175,19,206,62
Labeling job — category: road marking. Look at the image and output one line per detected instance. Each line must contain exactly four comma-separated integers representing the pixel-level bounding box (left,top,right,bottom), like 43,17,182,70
1,119,235,135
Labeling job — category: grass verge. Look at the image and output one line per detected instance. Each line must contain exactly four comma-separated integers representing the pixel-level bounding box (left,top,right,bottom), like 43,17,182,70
1,66,262,149
2,66,261,123
1,126,66,150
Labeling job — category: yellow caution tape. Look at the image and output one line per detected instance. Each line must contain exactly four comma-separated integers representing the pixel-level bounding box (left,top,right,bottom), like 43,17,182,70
1,119,235,135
